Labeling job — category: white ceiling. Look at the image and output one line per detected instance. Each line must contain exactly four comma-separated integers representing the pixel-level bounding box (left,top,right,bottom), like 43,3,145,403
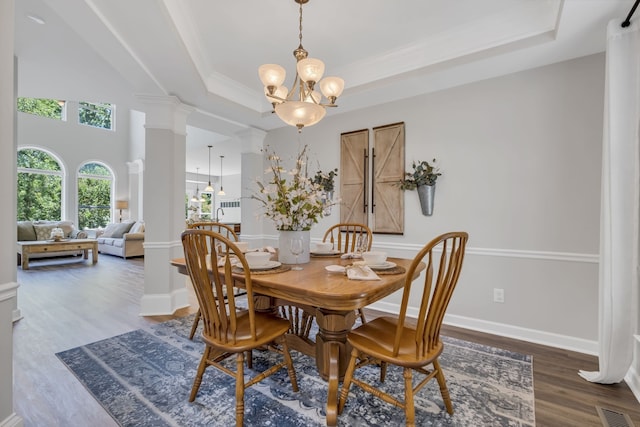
13,0,636,174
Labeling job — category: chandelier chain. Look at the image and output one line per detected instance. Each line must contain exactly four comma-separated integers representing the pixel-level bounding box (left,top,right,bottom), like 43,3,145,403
298,0,303,47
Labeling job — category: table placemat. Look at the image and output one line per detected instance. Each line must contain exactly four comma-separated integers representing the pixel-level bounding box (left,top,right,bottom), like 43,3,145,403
372,265,406,275
310,253,342,258
232,265,292,275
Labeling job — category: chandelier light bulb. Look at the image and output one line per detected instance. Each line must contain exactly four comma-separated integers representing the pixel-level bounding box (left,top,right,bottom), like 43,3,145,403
319,77,345,102
259,64,286,90
264,85,289,104
297,57,325,84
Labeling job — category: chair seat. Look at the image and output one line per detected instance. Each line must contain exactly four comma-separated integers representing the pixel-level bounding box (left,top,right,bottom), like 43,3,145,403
348,316,444,368
203,311,292,352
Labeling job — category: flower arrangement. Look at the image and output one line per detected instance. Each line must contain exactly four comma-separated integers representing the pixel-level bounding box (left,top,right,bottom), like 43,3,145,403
252,145,334,231
399,159,442,190
312,168,338,192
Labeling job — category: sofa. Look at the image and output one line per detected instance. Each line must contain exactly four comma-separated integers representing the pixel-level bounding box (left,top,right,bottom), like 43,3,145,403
97,220,145,259
17,220,89,260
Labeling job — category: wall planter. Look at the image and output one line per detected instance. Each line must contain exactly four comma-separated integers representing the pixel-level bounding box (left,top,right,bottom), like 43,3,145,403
417,184,435,216
400,159,442,217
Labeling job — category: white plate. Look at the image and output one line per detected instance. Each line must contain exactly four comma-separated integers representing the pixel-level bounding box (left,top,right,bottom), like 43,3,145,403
238,261,281,271
325,265,346,273
367,261,397,270
311,250,340,255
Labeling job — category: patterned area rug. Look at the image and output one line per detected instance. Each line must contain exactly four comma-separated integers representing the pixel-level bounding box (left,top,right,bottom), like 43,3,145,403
56,315,535,426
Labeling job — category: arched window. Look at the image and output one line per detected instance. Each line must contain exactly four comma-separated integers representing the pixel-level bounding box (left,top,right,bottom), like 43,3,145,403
17,148,64,221
77,162,114,229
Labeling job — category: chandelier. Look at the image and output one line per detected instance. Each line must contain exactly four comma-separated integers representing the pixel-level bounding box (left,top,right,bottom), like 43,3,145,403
258,0,344,132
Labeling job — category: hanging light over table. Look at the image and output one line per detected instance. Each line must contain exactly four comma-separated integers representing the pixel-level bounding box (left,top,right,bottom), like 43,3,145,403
258,0,344,132
217,155,226,196
204,145,214,192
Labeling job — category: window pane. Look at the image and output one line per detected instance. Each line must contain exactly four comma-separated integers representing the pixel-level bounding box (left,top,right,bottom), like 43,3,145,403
17,172,62,221
78,177,111,229
17,148,62,171
17,98,64,120
79,162,110,176
78,101,113,130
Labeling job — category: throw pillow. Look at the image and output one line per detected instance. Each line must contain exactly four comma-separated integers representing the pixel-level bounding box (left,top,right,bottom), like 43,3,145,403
33,224,57,241
100,223,120,238
17,221,37,241
129,221,145,234
56,221,74,238
110,222,135,238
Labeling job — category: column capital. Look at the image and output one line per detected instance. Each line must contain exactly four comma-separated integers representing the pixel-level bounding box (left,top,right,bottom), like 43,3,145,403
235,128,267,154
135,94,195,135
126,158,144,174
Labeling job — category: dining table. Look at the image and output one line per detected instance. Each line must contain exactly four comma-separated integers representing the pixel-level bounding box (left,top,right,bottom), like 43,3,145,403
171,252,424,426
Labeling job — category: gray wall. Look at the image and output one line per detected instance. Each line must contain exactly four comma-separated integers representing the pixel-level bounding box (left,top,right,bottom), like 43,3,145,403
262,53,604,353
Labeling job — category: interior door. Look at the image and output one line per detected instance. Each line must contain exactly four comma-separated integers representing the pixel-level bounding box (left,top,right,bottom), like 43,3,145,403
340,129,369,225
371,122,404,234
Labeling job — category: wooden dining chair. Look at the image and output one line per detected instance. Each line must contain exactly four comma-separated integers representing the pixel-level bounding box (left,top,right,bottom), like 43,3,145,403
322,223,372,254
188,221,239,241
187,221,243,339
181,229,299,427
323,223,373,323
337,231,469,426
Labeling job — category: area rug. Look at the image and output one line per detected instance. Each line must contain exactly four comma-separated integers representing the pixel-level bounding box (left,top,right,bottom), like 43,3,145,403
56,315,535,426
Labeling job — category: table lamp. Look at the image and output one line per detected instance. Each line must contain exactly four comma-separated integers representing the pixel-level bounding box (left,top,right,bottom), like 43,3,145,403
116,200,128,223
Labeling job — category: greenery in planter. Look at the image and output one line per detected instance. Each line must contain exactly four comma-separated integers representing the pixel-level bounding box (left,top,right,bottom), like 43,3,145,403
399,159,442,190
312,168,338,192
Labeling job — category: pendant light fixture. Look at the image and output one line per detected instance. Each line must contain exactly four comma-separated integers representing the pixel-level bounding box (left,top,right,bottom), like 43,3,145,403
217,155,226,196
204,145,214,192
258,0,344,132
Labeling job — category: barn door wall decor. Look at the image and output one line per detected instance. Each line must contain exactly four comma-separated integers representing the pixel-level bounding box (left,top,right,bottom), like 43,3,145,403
371,122,405,234
340,129,369,225
340,123,405,234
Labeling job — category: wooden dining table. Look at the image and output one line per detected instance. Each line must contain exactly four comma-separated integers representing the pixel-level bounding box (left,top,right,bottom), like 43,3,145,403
171,253,424,426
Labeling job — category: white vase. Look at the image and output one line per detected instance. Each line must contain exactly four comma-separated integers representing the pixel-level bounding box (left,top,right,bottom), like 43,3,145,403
278,230,311,264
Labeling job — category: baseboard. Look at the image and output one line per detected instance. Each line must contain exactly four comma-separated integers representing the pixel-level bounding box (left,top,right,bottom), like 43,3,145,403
0,413,24,427
369,300,598,355
139,287,189,316
625,335,640,404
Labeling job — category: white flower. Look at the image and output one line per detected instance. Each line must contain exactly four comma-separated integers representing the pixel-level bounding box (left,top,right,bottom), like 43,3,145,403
251,145,337,231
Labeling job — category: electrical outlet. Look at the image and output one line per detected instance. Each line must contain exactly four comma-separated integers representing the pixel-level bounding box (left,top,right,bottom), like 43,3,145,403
493,288,505,303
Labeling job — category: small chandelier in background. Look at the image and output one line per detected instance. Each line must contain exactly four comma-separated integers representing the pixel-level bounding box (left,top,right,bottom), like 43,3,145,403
191,167,205,203
258,0,344,132
217,155,226,196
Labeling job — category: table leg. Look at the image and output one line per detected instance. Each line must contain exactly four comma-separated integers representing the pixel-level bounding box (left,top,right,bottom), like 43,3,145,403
92,243,98,264
315,308,355,426
83,249,89,259
21,250,30,270
326,343,339,426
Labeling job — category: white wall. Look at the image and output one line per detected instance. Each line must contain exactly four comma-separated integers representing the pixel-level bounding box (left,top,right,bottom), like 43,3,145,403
261,53,604,353
17,101,131,224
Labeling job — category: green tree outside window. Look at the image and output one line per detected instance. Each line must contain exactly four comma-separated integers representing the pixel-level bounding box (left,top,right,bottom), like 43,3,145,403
17,98,64,120
17,149,63,221
79,102,113,130
78,163,113,229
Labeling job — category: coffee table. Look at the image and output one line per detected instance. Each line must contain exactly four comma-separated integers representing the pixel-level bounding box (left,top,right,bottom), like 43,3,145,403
17,238,99,270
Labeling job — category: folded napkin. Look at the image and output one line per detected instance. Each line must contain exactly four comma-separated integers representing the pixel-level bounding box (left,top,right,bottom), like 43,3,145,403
346,264,381,281
341,252,362,260
217,255,240,267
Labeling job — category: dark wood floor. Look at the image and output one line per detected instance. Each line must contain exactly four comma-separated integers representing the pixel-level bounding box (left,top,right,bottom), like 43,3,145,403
12,254,640,426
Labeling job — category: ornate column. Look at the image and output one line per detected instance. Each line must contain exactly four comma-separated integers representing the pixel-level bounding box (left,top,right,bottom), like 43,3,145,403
237,128,266,244
0,0,23,424
136,95,194,315
126,159,144,221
